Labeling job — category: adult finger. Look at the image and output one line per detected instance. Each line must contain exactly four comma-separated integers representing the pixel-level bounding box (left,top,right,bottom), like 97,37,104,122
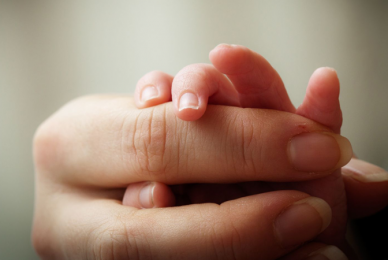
279,242,348,260
342,158,388,218
172,63,240,121
120,70,176,209
122,181,175,208
33,96,352,187
145,159,388,222
134,71,173,108
209,44,295,112
33,190,332,260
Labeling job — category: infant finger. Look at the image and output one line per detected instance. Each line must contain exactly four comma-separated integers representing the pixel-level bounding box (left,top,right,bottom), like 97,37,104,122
209,44,295,112
293,68,345,247
172,63,240,121
134,71,173,108
296,67,342,134
122,182,175,209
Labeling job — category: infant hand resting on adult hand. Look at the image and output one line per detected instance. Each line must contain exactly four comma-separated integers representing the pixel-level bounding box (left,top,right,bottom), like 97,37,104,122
123,44,388,259
32,44,388,260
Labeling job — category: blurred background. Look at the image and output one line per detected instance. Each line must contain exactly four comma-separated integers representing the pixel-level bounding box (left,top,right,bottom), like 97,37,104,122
0,1,387,259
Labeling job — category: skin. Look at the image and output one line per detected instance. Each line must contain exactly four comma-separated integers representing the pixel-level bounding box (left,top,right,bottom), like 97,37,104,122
126,44,388,258
32,44,388,259
33,97,345,260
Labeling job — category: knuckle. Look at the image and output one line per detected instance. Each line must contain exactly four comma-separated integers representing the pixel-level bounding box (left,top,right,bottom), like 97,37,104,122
33,114,66,175
89,216,143,260
32,96,87,176
33,95,115,178
229,113,263,179
137,70,158,87
146,70,166,79
211,221,235,259
31,223,53,259
175,64,211,87
137,71,172,93
205,206,242,260
217,204,249,260
128,106,174,178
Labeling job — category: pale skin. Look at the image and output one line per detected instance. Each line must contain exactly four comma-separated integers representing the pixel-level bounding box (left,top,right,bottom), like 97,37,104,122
32,44,388,260
123,44,388,258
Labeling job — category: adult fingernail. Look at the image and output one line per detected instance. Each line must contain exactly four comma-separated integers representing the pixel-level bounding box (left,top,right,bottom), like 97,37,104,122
139,182,155,208
141,86,159,102
178,92,199,111
342,158,388,183
274,197,332,248
306,245,348,260
288,132,353,172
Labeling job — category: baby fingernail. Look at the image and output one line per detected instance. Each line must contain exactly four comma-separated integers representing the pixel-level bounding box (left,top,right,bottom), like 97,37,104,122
306,245,348,260
288,132,353,172
178,92,199,111
139,182,155,208
141,86,159,102
342,158,388,183
274,197,332,248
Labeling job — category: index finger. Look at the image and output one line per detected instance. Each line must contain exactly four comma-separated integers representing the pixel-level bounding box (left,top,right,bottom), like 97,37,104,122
33,95,352,187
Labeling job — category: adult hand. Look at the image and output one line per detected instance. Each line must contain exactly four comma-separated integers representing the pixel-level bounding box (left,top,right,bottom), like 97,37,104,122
124,44,388,259
32,96,351,259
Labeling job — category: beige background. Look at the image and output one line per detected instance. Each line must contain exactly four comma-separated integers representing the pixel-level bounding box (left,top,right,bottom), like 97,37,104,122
0,1,387,259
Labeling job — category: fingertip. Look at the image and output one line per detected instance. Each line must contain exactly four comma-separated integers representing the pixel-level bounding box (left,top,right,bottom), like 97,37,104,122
279,243,348,260
209,43,235,58
342,158,388,218
274,196,332,248
172,64,237,121
297,67,342,133
308,67,340,100
122,182,175,209
174,92,207,121
134,71,173,109
152,182,176,207
176,108,206,121
343,158,388,183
